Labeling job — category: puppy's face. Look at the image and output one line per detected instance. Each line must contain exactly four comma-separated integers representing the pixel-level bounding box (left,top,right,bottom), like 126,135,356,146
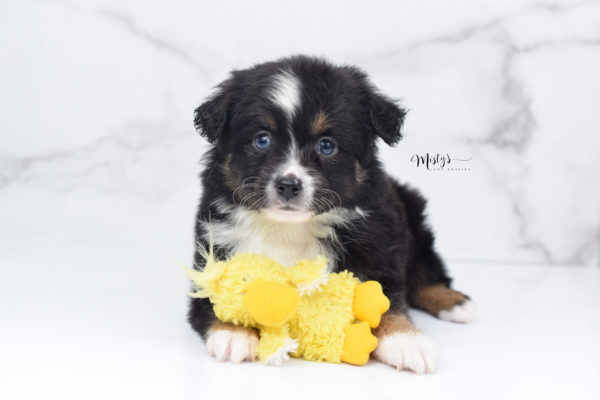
195,57,406,222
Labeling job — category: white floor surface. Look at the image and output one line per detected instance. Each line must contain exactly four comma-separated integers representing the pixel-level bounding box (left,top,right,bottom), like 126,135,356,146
2,241,599,400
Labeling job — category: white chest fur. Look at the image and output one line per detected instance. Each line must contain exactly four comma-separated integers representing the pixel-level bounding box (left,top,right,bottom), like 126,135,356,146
201,207,361,269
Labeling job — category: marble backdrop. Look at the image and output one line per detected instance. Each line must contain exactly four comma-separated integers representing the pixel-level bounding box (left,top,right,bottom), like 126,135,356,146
1,0,599,266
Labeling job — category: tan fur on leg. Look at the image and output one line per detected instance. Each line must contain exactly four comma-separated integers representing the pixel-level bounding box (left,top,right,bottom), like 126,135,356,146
413,284,475,323
374,312,417,339
413,284,468,315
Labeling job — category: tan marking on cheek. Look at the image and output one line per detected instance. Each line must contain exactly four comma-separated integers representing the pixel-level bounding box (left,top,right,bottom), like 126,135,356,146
413,284,469,315
222,154,241,193
259,115,277,132
310,111,330,136
374,312,418,339
355,161,367,184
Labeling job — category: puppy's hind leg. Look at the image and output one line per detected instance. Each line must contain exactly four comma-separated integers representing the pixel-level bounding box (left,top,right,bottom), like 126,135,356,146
413,284,475,323
408,249,475,323
395,183,475,323
407,239,475,323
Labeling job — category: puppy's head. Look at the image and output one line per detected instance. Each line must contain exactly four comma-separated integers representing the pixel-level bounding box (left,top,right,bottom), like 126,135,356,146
195,56,406,222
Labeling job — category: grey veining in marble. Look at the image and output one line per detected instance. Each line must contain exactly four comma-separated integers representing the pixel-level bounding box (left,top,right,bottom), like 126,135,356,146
0,0,598,265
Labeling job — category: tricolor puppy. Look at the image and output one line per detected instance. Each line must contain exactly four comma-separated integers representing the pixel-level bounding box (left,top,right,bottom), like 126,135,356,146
188,56,474,373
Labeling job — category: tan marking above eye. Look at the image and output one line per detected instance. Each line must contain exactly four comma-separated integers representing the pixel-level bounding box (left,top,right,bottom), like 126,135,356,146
259,115,277,132
311,110,330,136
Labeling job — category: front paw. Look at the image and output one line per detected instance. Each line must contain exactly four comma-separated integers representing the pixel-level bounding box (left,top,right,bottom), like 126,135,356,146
206,326,259,364
373,332,436,374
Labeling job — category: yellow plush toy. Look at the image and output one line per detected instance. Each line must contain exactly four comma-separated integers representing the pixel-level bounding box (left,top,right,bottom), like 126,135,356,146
187,248,390,366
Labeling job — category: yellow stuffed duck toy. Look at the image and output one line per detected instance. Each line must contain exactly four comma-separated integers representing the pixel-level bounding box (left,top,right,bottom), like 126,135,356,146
187,247,390,366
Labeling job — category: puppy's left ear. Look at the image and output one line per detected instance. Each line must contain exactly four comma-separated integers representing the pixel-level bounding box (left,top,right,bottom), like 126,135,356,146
194,89,229,144
366,90,407,147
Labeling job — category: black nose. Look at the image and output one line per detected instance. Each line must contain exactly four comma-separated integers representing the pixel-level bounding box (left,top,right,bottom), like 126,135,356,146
276,175,302,201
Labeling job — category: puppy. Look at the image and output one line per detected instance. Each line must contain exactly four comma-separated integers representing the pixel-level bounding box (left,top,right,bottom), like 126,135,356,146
188,56,474,373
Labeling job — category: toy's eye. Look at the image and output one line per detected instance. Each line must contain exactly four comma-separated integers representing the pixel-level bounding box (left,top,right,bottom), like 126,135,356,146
254,132,271,150
318,137,336,156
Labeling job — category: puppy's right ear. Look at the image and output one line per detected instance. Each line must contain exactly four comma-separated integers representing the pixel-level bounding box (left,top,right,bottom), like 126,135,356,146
194,90,228,144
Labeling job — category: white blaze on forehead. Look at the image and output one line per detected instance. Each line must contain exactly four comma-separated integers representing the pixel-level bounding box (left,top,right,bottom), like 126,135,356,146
268,70,301,121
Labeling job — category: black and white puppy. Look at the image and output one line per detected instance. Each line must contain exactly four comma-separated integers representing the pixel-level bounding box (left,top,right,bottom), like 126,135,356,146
188,56,474,374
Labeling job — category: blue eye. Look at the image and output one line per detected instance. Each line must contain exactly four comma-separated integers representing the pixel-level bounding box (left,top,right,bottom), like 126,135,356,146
254,132,271,150
318,138,336,156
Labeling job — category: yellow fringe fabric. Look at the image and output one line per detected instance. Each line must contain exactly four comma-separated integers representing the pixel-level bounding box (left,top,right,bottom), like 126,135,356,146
187,251,382,364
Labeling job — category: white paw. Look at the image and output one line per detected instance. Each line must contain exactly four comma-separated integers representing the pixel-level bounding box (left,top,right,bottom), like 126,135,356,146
374,332,436,374
206,328,259,363
438,300,475,323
